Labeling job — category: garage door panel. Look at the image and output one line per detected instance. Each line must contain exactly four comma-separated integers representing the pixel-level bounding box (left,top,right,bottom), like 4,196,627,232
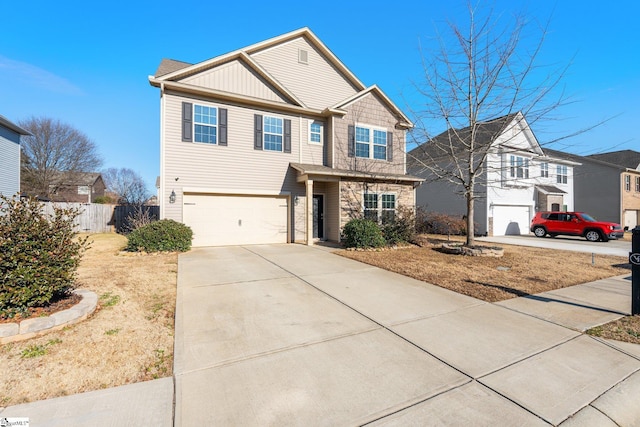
183,194,288,247
493,206,531,236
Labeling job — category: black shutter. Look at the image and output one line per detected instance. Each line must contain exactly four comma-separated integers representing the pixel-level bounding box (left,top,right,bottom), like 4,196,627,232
387,132,393,161
348,125,355,157
182,102,193,142
219,108,227,146
254,114,263,150
284,119,291,153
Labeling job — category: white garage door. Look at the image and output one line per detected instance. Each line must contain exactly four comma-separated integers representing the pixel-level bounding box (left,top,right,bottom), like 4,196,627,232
492,205,531,236
624,210,639,230
183,194,288,247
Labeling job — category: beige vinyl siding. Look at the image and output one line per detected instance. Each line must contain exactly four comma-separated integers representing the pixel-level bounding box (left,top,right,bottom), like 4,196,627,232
162,92,303,222
333,93,406,175
251,36,359,110
325,182,340,241
181,60,290,104
0,133,20,197
298,117,325,165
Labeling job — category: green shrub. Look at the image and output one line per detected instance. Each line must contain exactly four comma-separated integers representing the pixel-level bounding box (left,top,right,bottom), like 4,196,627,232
126,219,192,252
342,218,386,249
0,195,90,317
381,207,416,245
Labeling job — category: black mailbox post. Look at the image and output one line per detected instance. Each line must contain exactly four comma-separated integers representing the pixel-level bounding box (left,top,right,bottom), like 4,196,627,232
631,226,640,315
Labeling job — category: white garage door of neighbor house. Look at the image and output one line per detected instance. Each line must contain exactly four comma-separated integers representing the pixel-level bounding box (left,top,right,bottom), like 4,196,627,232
183,194,288,247
624,210,639,230
493,205,531,236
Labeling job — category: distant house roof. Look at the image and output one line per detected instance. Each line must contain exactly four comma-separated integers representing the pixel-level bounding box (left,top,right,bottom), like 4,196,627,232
544,148,625,171
51,172,103,186
154,59,192,77
409,112,521,162
0,114,31,136
587,150,640,170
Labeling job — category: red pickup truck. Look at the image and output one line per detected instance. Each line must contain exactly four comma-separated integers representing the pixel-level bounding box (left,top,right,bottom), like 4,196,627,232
530,212,624,242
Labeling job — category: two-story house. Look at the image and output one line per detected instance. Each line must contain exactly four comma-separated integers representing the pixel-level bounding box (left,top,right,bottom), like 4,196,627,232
0,115,31,198
545,149,640,230
409,113,579,236
149,28,421,247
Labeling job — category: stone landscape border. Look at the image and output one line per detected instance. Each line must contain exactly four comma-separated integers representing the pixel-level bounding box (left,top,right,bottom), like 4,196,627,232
0,290,97,344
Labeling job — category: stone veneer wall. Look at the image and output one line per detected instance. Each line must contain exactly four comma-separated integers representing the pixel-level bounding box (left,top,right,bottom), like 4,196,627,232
339,180,415,230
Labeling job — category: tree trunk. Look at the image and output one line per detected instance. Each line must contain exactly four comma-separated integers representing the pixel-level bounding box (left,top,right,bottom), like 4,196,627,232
466,191,475,246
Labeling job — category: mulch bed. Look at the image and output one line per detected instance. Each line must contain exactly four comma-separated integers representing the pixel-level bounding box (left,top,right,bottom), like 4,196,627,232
0,293,82,324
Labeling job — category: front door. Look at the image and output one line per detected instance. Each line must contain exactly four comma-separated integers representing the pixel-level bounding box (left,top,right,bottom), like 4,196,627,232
313,195,324,239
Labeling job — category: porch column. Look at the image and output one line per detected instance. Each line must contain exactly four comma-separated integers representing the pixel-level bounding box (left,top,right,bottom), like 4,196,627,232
306,179,314,245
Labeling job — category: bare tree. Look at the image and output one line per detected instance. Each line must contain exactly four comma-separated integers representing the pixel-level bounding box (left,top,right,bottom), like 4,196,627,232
102,167,149,205
409,2,570,246
19,117,102,198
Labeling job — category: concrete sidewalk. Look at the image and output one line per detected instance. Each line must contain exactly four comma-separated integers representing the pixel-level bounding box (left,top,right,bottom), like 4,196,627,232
2,244,639,426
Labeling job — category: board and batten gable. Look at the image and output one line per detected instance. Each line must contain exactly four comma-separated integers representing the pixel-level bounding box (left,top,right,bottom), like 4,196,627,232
250,36,360,110
181,59,291,104
0,125,21,197
333,92,406,175
162,91,323,223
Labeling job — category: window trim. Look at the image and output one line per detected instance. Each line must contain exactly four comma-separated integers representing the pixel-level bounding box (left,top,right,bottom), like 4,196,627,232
363,192,397,223
509,155,530,179
540,162,549,178
308,120,323,145
263,115,284,152
556,164,568,184
355,123,388,161
193,104,218,145
635,176,640,192
625,174,631,192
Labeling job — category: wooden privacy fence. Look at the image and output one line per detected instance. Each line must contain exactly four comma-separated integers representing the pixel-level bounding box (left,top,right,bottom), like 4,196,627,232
41,203,159,233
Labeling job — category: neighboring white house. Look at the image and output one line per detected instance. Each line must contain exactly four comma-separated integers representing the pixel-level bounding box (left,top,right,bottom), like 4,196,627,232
409,112,579,236
0,115,30,198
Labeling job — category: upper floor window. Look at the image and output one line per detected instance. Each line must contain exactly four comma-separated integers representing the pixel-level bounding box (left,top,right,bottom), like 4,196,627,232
254,114,291,153
194,105,217,144
264,116,283,151
181,102,227,145
363,192,396,223
636,176,640,192
510,155,529,179
557,165,568,184
355,125,387,160
540,162,549,178
309,120,323,145
78,185,89,195
625,174,631,191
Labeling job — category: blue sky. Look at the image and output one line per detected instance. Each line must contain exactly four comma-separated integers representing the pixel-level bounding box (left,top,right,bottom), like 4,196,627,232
1,0,638,191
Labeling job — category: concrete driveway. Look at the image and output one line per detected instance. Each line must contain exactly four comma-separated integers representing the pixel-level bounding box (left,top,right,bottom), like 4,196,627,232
174,244,640,426
477,234,631,257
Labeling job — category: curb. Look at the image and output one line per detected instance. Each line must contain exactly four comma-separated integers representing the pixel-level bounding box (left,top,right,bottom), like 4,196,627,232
0,289,98,344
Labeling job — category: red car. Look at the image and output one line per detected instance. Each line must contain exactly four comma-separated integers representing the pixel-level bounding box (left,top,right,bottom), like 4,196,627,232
530,212,624,242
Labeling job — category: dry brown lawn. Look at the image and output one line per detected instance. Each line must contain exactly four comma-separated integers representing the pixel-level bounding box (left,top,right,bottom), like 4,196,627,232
339,235,630,302
340,234,640,344
0,233,178,407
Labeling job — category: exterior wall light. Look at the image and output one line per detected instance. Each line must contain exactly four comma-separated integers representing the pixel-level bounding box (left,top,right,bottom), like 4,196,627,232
169,190,176,204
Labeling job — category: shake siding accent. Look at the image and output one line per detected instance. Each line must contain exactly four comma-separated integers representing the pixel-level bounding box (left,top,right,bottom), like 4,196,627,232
181,60,290,103
250,37,359,110
0,132,20,196
163,94,302,222
333,93,406,175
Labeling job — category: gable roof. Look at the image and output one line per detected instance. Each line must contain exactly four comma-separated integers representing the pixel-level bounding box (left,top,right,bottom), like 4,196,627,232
148,28,410,126
152,28,366,91
0,114,31,136
52,172,103,186
587,150,640,170
409,112,531,162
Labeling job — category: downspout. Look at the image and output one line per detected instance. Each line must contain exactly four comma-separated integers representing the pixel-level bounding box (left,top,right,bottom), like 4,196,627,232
159,82,166,219
299,115,303,163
